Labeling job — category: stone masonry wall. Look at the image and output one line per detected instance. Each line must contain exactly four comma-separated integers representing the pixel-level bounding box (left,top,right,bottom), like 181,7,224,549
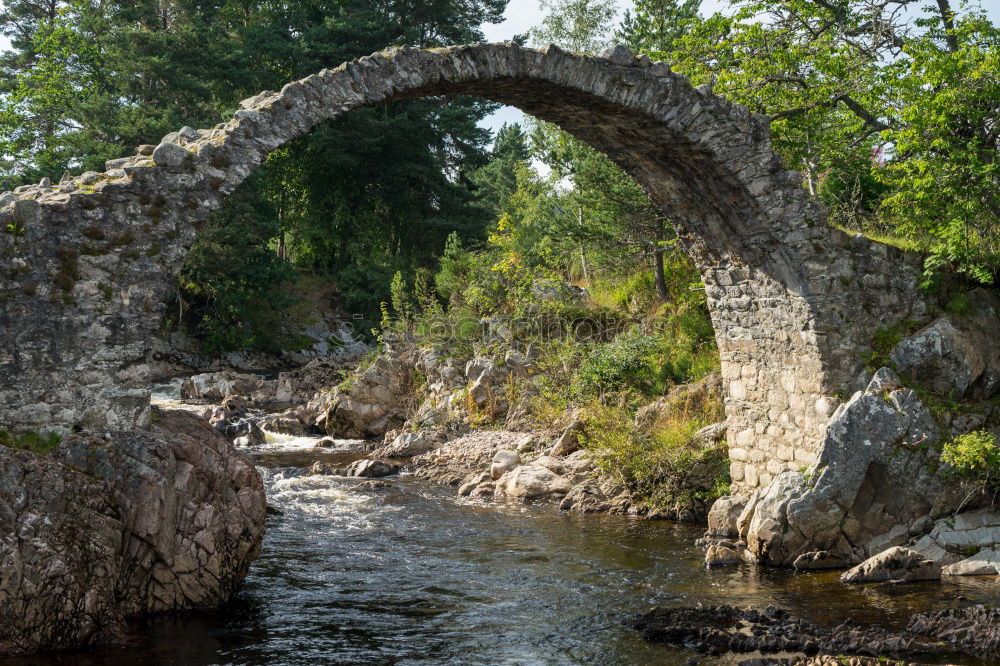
0,43,930,489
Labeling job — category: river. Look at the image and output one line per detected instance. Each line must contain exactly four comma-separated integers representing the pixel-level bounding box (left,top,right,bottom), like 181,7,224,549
6,385,1000,666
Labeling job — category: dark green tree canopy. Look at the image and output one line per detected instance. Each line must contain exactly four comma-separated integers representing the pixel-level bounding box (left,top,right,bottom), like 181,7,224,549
0,0,509,352
618,0,700,52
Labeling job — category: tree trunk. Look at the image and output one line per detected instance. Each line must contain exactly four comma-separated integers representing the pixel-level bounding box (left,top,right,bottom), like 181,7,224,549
578,207,590,284
653,246,668,302
936,0,959,52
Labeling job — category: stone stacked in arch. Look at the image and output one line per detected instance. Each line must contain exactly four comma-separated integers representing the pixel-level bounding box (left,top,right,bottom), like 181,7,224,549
0,42,928,491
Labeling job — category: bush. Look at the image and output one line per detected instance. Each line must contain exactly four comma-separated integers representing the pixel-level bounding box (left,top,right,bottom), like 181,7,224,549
572,334,660,399
941,430,1000,493
580,383,728,514
571,321,719,402
435,232,473,302
941,430,1000,512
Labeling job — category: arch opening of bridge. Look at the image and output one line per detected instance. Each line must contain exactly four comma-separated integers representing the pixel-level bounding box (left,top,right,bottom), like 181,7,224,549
0,43,928,491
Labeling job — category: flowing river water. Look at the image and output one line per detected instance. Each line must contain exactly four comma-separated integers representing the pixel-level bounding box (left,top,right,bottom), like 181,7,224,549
7,383,1000,666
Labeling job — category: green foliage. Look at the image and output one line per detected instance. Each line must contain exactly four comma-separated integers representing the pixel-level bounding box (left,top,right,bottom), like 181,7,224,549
389,270,410,322
0,0,507,347
435,232,473,301
571,319,717,402
877,13,1000,285
573,334,660,399
941,430,1000,497
654,0,1000,284
529,0,618,53
0,429,62,456
862,319,918,371
618,0,700,53
817,146,890,229
177,177,296,355
468,123,530,217
864,327,902,372
580,380,728,512
945,292,974,316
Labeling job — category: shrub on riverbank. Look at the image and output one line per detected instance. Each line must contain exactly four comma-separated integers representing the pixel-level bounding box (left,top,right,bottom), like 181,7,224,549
942,430,1000,509
580,375,728,516
365,219,728,517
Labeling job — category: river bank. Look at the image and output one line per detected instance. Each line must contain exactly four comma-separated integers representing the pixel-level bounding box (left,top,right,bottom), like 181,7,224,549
3,437,998,666
6,383,980,665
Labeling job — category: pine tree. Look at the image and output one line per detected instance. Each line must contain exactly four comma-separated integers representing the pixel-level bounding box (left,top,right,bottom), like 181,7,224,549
0,0,509,350
618,0,700,53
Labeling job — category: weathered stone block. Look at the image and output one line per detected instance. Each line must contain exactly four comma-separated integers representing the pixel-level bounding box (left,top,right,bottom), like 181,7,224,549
152,142,190,169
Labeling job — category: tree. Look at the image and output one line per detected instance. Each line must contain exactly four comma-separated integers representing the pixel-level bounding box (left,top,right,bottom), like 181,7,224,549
528,0,618,53
878,10,1000,283
662,0,999,282
618,0,700,53
522,0,696,301
469,122,531,217
177,173,296,354
531,122,682,300
0,0,509,348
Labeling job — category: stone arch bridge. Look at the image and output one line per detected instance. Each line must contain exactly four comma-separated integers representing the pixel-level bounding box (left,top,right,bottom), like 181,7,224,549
0,43,928,491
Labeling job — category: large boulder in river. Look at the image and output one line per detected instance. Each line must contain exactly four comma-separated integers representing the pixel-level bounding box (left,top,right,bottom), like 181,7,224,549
890,318,985,396
737,368,964,567
707,495,746,538
840,546,941,584
490,449,520,479
180,370,274,402
376,429,444,458
496,463,574,500
344,459,401,478
272,357,347,404
0,410,266,656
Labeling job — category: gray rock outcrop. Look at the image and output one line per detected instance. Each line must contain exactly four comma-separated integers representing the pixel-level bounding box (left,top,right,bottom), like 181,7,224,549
344,459,401,478
890,318,984,396
315,353,415,438
181,371,274,402
733,368,964,567
0,410,266,656
891,288,1000,400
376,429,445,458
840,546,941,584
910,508,1000,568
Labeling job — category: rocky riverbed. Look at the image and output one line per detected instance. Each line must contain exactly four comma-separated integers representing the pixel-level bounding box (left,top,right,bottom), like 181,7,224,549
4,289,1000,662
631,603,1000,663
174,345,730,524
135,380,1000,665
5,425,1000,666
3,373,1000,664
